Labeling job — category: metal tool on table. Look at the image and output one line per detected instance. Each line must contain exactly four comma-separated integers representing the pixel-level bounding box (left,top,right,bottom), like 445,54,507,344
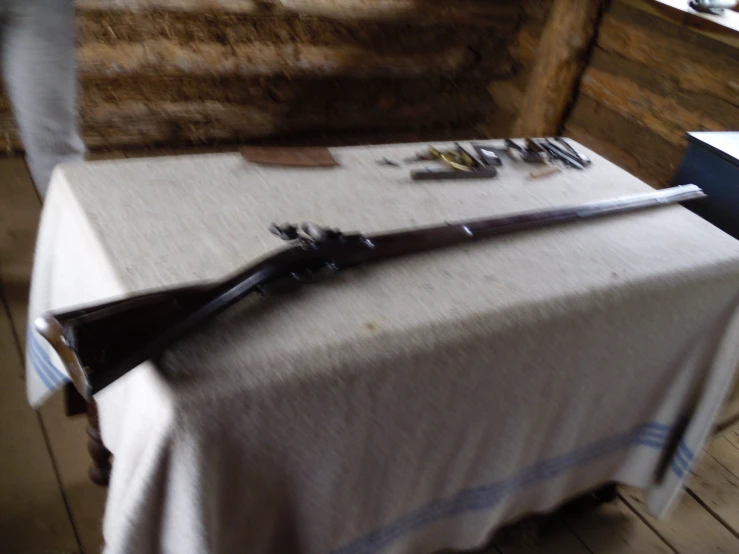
554,137,591,165
407,138,590,181
505,139,547,164
377,157,401,167
405,145,484,170
471,144,503,167
546,138,591,169
431,145,485,172
503,137,592,171
411,167,499,181
410,143,499,181
454,143,484,169
512,138,561,178
537,140,585,170
525,138,546,155
689,0,737,15
525,138,554,167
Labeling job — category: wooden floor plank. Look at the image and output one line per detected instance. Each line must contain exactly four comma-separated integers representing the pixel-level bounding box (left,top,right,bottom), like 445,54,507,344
709,434,739,478
717,378,739,430
0,290,80,553
0,157,42,350
0,155,105,554
565,499,674,554
723,425,739,451
684,432,739,538
685,443,739,536
619,486,738,553
38,397,107,554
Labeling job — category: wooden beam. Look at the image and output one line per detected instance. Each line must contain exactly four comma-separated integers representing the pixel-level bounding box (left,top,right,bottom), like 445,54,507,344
77,41,476,79
77,0,524,23
512,0,603,137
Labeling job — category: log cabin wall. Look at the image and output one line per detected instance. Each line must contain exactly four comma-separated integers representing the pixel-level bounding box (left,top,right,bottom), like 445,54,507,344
0,0,553,152
564,0,739,188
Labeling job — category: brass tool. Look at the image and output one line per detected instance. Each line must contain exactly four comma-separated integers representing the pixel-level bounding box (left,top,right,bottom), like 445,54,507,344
429,146,472,172
455,143,483,168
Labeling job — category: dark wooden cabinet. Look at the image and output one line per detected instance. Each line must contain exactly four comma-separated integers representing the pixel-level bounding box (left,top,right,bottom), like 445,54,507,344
673,132,739,240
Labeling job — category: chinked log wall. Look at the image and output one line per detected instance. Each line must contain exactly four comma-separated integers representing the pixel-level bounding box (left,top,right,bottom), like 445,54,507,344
564,0,739,188
3,0,733,181
0,0,553,151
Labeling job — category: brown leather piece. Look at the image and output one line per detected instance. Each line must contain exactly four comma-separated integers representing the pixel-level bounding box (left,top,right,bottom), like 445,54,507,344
240,146,338,167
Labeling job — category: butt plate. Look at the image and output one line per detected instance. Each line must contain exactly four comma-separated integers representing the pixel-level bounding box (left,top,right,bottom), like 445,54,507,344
34,314,92,401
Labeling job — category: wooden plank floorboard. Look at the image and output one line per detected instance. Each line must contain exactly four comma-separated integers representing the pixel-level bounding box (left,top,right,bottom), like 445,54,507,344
687,439,739,536
619,486,738,553
0,157,41,352
0,280,80,553
722,427,739,462
38,397,107,554
564,498,675,554
708,434,739,479
1,155,105,554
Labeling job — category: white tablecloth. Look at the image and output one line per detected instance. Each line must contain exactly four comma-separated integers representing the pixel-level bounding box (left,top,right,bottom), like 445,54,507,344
26,141,739,554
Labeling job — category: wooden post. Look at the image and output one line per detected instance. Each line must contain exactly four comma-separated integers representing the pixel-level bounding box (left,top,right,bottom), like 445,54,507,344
512,0,604,137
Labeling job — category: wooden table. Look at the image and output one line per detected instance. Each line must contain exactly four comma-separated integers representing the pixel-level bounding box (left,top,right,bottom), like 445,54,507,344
25,140,739,554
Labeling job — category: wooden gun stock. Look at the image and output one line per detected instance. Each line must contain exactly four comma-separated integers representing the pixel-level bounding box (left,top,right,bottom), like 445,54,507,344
35,286,213,398
34,185,706,400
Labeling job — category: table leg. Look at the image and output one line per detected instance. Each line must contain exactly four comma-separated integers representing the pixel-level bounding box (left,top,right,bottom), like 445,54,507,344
592,482,618,503
561,482,619,516
87,400,112,486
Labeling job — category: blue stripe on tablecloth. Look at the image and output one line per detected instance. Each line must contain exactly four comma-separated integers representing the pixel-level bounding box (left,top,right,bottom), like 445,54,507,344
678,441,695,464
330,422,687,554
27,327,69,389
27,340,56,390
21,321,702,541
670,441,696,479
